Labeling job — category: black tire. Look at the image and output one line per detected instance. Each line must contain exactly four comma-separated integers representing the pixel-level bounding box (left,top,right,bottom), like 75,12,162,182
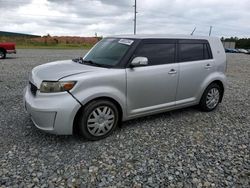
199,83,222,112
78,100,119,141
0,49,6,59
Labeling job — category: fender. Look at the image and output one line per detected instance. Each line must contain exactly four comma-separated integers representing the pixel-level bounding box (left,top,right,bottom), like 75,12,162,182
71,86,127,120
196,71,227,102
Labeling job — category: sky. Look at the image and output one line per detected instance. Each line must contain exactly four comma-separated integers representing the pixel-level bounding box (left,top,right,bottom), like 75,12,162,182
0,0,250,38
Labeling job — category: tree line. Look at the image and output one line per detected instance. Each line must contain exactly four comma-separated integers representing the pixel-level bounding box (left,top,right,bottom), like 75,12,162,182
221,37,250,49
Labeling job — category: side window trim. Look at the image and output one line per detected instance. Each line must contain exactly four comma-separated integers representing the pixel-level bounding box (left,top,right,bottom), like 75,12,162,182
206,43,213,59
122,39,142,68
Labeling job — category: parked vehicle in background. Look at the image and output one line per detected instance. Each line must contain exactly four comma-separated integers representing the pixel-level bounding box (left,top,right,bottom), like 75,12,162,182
236,48,249,54
225,48,238,53
0,42,16,59
245,49,250,54
24,35,227,140
225,48,250,54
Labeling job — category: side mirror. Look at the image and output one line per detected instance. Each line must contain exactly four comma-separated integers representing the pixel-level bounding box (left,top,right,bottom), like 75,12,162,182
130,57,148,67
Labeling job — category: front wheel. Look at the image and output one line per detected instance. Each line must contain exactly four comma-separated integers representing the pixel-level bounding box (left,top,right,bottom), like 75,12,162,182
0,49,6,59
199,83,222,111
78,100,119,141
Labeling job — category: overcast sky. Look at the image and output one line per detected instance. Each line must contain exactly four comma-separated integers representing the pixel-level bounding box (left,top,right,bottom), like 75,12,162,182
0,0,249,37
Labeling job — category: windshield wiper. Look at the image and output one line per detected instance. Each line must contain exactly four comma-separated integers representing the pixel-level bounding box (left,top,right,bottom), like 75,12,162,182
83,60,113,68
72,58,98,66
72,57,112,68
72,57,84,64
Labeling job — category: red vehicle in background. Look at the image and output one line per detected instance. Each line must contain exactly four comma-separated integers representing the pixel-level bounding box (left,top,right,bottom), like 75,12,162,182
0,43,16,59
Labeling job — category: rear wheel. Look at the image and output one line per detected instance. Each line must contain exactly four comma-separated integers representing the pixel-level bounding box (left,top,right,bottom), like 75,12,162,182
78,100,119,141
0,49,6,59
199,83,222,111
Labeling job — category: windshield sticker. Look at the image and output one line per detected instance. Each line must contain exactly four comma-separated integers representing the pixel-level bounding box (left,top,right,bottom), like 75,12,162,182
118,39,134,45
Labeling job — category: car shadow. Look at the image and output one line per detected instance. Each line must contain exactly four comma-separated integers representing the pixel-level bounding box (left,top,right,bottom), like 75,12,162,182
23,117,84,143
0,57,18,60
119,106,200,129
23,106,201,143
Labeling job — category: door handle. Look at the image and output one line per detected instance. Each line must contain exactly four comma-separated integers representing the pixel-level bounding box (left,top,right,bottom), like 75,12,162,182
168,69,177,74
205,64,212,69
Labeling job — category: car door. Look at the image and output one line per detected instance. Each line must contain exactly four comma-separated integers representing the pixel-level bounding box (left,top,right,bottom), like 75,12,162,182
176,40,215,105
126,39,179,117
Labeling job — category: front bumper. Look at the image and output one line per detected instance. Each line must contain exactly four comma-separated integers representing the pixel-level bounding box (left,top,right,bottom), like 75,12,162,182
23,86,81,135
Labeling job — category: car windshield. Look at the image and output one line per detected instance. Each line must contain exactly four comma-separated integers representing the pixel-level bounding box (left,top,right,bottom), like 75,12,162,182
82,38,133,67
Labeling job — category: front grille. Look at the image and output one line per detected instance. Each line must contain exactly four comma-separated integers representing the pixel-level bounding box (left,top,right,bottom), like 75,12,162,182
29,82,37,96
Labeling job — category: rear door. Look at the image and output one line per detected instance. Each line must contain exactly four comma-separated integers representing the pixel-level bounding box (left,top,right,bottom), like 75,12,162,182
126,39,179,116
176,40,214,105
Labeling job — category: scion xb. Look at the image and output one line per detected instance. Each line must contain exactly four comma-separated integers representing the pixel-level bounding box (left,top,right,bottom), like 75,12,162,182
24,35,227,140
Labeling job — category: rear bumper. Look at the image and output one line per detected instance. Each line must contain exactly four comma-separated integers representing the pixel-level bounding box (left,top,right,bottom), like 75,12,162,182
23,86,81,135
6,49,16,54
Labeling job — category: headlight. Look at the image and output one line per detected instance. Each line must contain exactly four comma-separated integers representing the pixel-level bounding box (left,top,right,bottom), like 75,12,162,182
40,81,76,93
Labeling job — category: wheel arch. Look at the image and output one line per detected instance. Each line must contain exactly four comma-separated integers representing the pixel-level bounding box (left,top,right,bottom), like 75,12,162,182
0,47,7,54
201,79,225,103
73,96,123,135
210,80,224,102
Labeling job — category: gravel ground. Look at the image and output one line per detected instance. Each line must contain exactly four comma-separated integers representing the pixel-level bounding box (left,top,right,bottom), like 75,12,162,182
0,49,249,187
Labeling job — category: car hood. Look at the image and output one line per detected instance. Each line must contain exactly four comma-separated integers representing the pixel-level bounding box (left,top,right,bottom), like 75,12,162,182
30,59,104,87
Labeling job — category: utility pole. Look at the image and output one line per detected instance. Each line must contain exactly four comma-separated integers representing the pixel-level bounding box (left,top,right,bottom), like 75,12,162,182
209,26,213,36
133,0,137,35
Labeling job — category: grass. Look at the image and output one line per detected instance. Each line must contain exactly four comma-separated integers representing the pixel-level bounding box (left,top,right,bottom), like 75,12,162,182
0,36,96,49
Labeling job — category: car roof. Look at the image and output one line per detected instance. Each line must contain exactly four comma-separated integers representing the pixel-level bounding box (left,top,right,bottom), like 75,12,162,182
108,34,218,40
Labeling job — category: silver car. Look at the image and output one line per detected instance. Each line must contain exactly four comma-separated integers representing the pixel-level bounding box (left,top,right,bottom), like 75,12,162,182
24,35,227,140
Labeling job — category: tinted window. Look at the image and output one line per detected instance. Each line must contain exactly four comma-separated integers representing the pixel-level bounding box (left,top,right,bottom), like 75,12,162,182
135,43,175,66
179,43,212,62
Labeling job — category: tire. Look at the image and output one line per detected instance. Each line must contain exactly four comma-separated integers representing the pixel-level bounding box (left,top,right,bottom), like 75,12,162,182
199,83,222,112
0,49,6,59
78,100,119,141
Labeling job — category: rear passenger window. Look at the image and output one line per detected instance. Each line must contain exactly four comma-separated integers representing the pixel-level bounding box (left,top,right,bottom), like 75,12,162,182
135,43,175,66
179,43,212,62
